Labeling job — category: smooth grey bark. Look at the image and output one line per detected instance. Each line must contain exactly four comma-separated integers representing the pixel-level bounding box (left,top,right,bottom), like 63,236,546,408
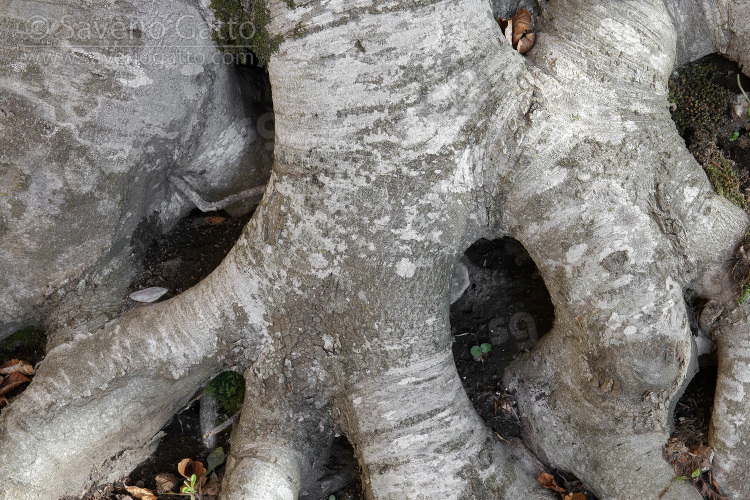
670,1,750,496
1,0,750,499
0,0,272,343
501,2,748,499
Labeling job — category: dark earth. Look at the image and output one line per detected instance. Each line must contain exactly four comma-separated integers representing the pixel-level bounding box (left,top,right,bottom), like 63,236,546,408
0,53,748,499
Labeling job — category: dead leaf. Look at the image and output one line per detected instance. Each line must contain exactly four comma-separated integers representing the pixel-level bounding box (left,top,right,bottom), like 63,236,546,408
496,9,536,54
155,472,179,493
0,372,31,396
177,457,207,486
204,216,226,225
203,472,221,496
124,485,157,500
701,482,730,500
0,396,9,407
0,359,34,375
538,472,566,494
693,444,714,471
511,9,535,53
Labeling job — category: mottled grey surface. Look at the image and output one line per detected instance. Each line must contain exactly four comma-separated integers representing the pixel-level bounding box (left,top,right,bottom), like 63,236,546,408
0,0,271,341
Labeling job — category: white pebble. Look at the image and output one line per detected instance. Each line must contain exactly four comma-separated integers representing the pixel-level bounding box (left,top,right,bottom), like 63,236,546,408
129,287,168,303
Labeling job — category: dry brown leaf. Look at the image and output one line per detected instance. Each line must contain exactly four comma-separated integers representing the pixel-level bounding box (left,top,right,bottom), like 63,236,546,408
0,396,9,407
177,457,207,486
204,216,226,225
0,359,34,375
0,372,31,396
496,9,536,54
538,472,566,494
701,482,730,500
512,9,535,54
155,472,179,493
124,485,157,500
203,472,221,496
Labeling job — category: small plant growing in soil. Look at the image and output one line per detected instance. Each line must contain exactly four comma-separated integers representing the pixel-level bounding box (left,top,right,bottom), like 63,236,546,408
470,343,492,361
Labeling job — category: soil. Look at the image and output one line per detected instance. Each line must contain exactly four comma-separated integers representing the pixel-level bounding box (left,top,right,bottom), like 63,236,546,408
2,52,748,500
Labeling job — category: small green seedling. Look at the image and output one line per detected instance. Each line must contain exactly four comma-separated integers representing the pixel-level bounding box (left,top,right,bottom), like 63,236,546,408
691,468,701,479
730,130,740,141
739,284,750,304
180,474,198,497
174,447,226,499
470,343,492,361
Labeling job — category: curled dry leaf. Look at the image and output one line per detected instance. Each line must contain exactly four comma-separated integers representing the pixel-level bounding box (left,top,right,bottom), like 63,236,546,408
538,472,566,494
497,8,536,54
155,472,180,493
564,493,587,500
203,216,226,225
177,457,207,486
124,485,157,500
0,359,35,375
0,372,31,397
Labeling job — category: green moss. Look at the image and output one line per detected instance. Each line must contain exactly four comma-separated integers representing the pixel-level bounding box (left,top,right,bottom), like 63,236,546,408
205,371,245,417
0,327,47,365
209,0,286,66
669,62,732,136
669,58,748,211
292,20,306,40
703,155,746,209
0,327,46,353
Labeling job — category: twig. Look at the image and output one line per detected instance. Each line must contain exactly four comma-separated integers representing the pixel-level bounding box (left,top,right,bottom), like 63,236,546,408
169,176,266,212
739,74,750,105
203,410,241,439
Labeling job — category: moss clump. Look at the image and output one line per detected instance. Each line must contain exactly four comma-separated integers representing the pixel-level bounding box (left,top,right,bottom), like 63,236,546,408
703,156,746,209
205,371,245,417
209,0,284,66
0,327,46,360
669,57,749,210
669,62,732,136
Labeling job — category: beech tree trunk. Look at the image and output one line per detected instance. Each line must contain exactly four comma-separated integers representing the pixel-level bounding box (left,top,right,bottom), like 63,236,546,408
1,0,750,499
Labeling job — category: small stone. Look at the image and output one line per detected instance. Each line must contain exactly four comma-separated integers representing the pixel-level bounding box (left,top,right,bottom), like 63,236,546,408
129,287,168,303
450,261,470,304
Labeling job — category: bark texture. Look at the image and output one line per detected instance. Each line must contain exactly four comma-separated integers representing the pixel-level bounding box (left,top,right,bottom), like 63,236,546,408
501,2,746,499
0,0,271,342
1,0,750,499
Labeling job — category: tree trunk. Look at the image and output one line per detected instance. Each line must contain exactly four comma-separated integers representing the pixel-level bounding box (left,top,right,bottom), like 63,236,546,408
1,0,750,498
0,0,272,343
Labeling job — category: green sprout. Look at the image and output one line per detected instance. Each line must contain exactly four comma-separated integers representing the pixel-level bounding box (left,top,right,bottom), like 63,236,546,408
177,448,225,499
739,284,750,304
470,343,492,361
691,468,701,479
180,474,198,496
730,131,740,141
